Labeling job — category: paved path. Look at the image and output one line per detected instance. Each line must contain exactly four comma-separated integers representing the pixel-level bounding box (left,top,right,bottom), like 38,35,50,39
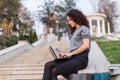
0,35,111,80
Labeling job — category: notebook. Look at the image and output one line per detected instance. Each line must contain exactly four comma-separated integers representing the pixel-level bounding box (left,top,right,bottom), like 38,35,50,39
49,46,69,60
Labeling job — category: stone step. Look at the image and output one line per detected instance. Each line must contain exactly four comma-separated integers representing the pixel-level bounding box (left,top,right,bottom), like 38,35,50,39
0,64,44,80
0,64,44,67
0,66,43,71
0,70,43,75
0,74,42,80
0,75,66,80
0,63,66,80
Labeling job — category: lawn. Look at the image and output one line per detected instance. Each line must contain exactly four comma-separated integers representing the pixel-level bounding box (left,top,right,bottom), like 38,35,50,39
91,36,120,64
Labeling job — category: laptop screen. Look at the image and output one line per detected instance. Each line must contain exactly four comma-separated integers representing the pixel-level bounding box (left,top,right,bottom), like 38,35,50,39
49,46,57,59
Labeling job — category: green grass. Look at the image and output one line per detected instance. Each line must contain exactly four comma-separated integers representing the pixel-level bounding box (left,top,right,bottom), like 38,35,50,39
97,41,120,64
91,36,105,41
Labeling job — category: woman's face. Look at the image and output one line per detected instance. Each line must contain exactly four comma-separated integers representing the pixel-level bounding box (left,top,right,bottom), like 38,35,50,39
67,16,76,27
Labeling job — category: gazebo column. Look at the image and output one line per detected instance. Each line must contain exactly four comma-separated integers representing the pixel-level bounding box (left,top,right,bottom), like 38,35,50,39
107,22,111,34
89,19,93,35
102,20,105,35
97,20,101,36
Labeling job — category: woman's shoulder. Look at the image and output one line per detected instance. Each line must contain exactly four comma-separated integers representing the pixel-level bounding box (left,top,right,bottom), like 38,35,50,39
79,25,89,35
78,25,89,32
81,25,89,30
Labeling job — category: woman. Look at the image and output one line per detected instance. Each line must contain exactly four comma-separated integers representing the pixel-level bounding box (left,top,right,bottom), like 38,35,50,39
43,9,90,80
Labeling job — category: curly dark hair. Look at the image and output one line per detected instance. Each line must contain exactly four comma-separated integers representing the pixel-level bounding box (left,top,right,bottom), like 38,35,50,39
66,9,90,35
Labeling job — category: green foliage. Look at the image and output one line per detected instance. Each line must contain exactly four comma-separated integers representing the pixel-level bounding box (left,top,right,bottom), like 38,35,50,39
0,30,38,50
19,31,25,40
5,36,18,47
28,30,38,43
0,37,5,46
0,35,18,48
9,35,19,42
91,36,106,41
19,30,38,43
91,36,120,64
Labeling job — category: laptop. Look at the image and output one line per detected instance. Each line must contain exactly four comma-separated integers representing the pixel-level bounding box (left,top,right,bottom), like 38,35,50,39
49,46,58,59
49,46,69,60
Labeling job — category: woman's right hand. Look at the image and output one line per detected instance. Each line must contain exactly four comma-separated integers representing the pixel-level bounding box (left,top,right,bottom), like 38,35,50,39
59,53,67,58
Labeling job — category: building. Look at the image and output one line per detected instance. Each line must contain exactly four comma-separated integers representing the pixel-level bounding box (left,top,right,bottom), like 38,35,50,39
86,13,111,37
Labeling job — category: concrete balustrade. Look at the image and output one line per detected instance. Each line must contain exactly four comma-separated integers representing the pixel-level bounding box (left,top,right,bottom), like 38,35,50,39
0,41,33,64
32,34,56,48
109,64,120,80
0,34,56,64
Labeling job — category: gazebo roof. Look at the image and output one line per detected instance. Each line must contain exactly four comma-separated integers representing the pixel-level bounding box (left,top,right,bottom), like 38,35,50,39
86,13,106,18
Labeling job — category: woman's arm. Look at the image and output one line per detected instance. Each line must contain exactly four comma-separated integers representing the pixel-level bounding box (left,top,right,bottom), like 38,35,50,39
65,38,90,57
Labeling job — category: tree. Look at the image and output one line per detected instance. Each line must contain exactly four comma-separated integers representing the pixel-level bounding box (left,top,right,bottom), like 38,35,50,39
0,0,22,37
39,0,55,33
91,0,120,32
54,0,76,32
52,0,76,40
0,0,21,22
59,0,75,12
16,2,35,41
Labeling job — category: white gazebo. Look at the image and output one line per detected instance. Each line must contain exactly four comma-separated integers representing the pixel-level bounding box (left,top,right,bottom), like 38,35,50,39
86,13,110,37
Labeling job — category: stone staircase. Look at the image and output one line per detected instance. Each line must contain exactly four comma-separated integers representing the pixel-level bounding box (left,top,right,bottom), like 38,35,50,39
0,36,111,80
0,63,67,80
0,64,44,80
0,37,69,80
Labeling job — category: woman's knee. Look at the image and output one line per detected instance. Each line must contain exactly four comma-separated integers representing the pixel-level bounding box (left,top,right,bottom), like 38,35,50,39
52,68,57,76
45,61,54,68
45,62,50,68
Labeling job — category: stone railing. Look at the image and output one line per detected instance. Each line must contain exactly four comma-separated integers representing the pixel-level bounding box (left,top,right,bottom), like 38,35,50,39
0,41,33,64
109,64,120,80
32,35,56,48
0,35,56,64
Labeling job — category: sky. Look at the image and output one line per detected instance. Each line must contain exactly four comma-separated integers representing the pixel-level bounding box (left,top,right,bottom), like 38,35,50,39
21,0,120,16
21,0,94,14
75,0,94,14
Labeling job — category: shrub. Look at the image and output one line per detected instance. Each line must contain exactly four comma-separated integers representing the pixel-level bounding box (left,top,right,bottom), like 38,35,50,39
28,30,38,43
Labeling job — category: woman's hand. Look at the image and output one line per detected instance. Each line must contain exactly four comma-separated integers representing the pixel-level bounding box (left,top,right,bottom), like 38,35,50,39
59,53,67,58
59,53,72,58
64,53,72,58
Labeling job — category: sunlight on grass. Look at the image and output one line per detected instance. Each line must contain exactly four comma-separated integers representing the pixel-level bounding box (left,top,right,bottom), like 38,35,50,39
97,41,120,64
91,36,120,64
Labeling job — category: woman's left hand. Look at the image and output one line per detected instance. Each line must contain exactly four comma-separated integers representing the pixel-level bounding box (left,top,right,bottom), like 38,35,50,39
64,53,72,58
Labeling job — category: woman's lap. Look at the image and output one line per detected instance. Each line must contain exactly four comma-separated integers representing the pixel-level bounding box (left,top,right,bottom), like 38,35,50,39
55,57,88,75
